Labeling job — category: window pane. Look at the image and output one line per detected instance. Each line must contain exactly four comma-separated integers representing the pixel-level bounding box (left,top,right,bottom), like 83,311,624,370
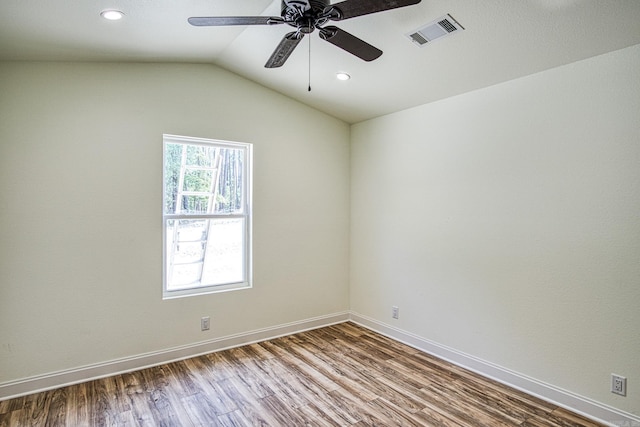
164,143,183,215
185,144,217,168
180,195,211,215
201,218,245,285
166,218,245,290
215,148,245,214
164,143,245,215
183,169,214,192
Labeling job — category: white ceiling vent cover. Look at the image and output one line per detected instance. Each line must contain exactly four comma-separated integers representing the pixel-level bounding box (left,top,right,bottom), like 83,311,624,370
406,14,464,47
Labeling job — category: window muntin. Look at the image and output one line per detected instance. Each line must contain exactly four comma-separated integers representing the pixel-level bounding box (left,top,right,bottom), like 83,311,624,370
163,135,252,298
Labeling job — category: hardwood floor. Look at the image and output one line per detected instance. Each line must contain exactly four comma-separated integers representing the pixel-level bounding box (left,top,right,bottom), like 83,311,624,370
0,322,605,426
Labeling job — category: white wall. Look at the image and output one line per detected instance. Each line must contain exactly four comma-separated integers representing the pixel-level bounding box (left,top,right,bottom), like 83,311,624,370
1,45,638,421
0,62,350,385
350,44,640,417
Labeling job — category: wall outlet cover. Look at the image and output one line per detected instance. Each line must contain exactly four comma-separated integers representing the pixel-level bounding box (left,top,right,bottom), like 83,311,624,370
611,374,627,396
201,316,211,331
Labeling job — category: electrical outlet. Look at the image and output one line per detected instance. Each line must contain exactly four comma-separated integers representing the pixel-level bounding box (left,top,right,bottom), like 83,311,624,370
201,316,210,331
611,374,627,396
392,306,399,319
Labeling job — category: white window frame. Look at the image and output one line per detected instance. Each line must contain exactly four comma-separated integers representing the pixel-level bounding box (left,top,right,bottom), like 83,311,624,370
162,134,252,299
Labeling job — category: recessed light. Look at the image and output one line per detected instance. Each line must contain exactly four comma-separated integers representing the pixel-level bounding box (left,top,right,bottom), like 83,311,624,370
101,9,124,21
336,72,351,81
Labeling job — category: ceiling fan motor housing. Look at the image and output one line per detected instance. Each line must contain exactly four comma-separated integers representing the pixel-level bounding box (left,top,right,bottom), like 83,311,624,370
281,0,330,17
281,0,332,33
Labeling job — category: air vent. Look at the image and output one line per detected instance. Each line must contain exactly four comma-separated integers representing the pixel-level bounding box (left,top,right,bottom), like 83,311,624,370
406,14,464,47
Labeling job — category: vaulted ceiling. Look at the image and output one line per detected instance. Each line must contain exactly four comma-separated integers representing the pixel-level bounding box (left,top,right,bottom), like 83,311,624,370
1,0,639,123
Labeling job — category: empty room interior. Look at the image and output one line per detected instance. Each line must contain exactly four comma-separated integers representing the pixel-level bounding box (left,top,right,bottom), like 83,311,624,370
0,0,639,425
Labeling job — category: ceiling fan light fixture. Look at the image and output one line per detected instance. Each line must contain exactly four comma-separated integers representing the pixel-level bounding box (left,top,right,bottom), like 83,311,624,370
336,72,351,81
101,9,125,21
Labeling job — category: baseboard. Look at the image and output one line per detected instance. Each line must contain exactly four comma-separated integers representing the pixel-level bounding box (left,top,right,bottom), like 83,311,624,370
0,311,350,401
349,312,640,427
4,310,637,427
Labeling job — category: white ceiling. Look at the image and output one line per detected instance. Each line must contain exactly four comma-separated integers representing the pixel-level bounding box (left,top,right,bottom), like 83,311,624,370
1,0,639,123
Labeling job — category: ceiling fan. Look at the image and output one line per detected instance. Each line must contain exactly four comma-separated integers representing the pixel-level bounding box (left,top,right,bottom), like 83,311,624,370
188,0,422,68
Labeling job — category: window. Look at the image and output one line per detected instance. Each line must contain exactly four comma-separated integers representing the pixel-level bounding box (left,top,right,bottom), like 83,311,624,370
163,134,252,298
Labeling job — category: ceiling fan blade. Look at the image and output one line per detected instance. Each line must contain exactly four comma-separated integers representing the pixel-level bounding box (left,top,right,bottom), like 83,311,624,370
319,26,382,62
265,32,304,68
327,0,421,20
188,16,284,26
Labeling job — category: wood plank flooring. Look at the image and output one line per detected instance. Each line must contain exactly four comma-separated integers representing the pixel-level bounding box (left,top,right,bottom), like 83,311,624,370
0,322,605,426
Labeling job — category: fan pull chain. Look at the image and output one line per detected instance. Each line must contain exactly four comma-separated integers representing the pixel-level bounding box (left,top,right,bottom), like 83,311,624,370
308,33,311,92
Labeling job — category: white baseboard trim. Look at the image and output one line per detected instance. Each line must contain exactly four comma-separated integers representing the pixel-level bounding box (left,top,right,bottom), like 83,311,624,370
0,311,350,401
3,310,638,427
349,312,640,427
